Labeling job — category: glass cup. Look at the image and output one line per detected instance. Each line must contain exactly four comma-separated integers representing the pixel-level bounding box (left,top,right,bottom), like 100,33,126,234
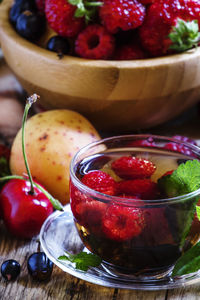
69,134,200,281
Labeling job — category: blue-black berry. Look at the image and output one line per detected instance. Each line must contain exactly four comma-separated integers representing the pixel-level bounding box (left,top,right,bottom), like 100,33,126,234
46,36,71,57
27,252,53,281
1,260,21,281
16,10,46,42
9,0,37,25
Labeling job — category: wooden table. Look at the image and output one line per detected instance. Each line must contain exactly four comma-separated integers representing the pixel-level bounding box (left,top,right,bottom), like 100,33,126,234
1,55,200,300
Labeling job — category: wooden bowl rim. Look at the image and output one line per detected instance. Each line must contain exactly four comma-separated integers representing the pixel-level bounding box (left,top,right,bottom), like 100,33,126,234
1,0,200,69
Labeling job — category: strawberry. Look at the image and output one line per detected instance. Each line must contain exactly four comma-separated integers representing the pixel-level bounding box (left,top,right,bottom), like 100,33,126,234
111,156,156,179
75,25,115,59
114,44,146,60
45,0,84,37
81,170,117,195
139,0,200,56
117,179,160,200
100,0,146,34
102,203,144,241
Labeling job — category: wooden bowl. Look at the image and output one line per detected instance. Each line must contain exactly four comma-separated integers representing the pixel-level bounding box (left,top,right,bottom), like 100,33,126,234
1,0,200,132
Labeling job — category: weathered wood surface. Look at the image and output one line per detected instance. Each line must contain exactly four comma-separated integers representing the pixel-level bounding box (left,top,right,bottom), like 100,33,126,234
1,57,200,300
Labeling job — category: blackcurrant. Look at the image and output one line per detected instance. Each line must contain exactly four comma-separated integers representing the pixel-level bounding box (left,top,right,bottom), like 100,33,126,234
16,10,46,42
27,252,53,281
9,0,37,26
1,260,21,281
46,36,71,56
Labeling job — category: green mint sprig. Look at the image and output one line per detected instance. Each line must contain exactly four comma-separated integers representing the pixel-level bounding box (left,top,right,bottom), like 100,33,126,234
169,19,200,52
172,241,200,277
68,0,103,22
158,159,200,197
158,159,200,277
58,251,102,271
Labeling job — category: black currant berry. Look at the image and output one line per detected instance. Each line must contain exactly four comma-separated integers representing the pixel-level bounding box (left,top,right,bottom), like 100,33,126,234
1,260,21,281
46,36,71,57
27,252,53,281
9,0,37,26
16,11,46,42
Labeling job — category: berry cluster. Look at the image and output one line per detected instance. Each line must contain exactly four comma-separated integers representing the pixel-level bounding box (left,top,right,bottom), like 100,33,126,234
71,134,197,245
10,0,200,60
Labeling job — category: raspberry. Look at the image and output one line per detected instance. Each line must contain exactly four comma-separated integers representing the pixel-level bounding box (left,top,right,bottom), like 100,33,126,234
111,156,156,179
75,25,115,59
35,0,45,14
117,179,159,200
70,183,92,221
81,170,117,195
102,204,144,241
142,207,174,246
139,0,200,56
114,44,146,60
45,0,84,37
164,136,197,157
100,0,146,34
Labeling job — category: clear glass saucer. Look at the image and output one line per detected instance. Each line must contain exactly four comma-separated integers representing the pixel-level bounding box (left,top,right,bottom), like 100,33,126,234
39,205,200,290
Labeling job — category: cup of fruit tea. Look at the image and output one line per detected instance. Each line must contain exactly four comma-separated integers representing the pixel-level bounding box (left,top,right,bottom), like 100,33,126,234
69,134,200,281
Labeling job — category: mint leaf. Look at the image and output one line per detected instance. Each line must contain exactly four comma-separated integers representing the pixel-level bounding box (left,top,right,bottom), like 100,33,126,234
158,160,200,197
172,241,200,277
158,160,200,247
58,251,102,271
196,206,200,221
169,19,200,52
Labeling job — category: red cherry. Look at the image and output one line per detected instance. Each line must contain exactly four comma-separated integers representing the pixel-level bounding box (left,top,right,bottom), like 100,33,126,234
0,179,53,239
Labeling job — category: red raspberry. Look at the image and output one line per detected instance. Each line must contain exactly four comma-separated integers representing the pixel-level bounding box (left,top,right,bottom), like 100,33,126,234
75,200,107,234
81,170,117,195
100,0,146,34
75,25,115,59
45,0,84,37
102,203,144,241
111,156,156,179
36,0,45,14
139,0,200,56
117,179,159,200
142,207,174,246
114,44,146,60
0,144,10,161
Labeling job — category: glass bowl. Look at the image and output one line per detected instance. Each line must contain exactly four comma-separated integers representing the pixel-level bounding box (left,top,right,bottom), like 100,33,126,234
69,134,200,281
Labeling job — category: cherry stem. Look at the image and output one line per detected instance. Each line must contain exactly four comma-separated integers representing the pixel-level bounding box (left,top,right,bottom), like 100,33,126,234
22,95,39,195
0,175,64,211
